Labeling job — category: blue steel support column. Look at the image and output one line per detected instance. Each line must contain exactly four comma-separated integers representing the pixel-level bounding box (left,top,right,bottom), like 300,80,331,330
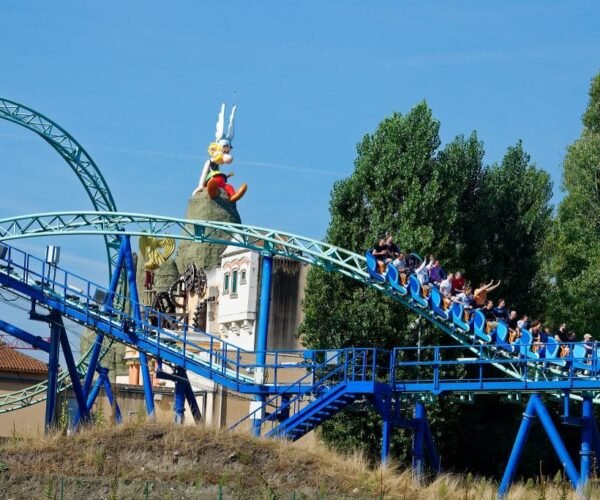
498,395,537,498
579,396,594,492
381,419,392,465
532,395,579,489
252,254,273,437
122,235,155,418
412,402,426,482
75,238,125,425
45,320,61,432
101,370,122,424
0,319,50,352
174,367,186,424
102,238,127,311
57,320,89,422
81,334,104,400
85,374,104,411
181,374,202,423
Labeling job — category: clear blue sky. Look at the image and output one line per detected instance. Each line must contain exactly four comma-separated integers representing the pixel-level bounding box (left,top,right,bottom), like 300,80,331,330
0,2,599,352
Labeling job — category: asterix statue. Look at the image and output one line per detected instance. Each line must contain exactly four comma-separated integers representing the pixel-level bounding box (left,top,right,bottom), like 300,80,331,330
192,103,247,202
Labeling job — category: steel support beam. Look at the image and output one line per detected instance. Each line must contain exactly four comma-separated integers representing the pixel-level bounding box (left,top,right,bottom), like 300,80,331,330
85,367,122,424
56,315,89,422
252,254,272,437
100,368,122,424
381,419,392,465
174,367,186,424
121,235,155,418
80,334,104,405
498,395,537,498
579,396,594,492
412,401,426,482
0,319,50,352
533,395,579,488
102,239,127,312
45,319,61,432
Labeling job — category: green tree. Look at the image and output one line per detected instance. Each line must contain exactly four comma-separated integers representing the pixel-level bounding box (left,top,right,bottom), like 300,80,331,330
545,72,600,335
299,102,554,475
300,102,485,466
469,141,553,315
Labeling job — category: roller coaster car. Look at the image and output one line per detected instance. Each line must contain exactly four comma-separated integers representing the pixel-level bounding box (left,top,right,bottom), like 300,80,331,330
365,251,386,282
451,302,470,333
495,321,516,354
430,287,450,320
543,337,565,367
408,275,429,309
473,310,492,343
386,264,407,295
571,343,595,372
518,329,541,360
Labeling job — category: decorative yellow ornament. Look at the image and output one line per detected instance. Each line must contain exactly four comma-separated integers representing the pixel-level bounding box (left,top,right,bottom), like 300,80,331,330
139,235,176,271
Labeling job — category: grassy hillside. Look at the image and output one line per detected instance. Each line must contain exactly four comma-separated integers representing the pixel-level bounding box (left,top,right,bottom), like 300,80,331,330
0,422,595,499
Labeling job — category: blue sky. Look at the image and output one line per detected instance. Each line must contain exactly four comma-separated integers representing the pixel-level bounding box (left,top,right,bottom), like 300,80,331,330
0,2,599,352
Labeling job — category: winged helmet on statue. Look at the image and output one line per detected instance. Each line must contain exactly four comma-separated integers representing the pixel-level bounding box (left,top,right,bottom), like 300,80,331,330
192,103,247,202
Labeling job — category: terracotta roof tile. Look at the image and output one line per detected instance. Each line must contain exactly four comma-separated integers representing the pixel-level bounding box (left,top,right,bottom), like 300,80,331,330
0,342,48,374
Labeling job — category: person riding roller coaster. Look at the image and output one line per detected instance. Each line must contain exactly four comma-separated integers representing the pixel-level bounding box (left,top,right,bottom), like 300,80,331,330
192,103,247,202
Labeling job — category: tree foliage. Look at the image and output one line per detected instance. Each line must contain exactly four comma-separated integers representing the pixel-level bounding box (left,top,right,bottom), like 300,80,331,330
545,72,600,335
299,101,554,475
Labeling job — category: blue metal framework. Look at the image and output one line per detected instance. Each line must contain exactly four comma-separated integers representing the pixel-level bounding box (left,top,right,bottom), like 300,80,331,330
1,215,600,493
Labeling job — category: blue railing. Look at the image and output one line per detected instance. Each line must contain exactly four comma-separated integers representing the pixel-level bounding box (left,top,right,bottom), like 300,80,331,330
230,348,384,433
391,345,600,393
3,242,600,400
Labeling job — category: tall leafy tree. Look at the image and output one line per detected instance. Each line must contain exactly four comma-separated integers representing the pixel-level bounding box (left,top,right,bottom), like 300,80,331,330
300,102,485,466
545,72,600,335
299,102,555,475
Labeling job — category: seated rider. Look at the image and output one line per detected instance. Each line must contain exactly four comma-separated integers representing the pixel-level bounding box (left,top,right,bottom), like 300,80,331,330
493,299,509,322
372,237,388,274
385,234,400,263
482,300,497,332
473,280,501,308
393,252,409,283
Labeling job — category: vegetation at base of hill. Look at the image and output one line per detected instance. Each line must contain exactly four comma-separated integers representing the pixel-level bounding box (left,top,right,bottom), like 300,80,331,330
0,421,597,499
299,71,600,478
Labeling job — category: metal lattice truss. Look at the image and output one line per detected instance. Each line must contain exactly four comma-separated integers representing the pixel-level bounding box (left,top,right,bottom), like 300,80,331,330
0,98,119,413
0,211,368,281
0,211,544,384
0,98,119,267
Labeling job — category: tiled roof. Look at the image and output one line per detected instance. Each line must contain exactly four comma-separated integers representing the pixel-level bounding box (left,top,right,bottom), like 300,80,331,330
0,342,48,374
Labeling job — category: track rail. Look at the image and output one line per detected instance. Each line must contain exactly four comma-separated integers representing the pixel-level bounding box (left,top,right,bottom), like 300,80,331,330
0,211,562,385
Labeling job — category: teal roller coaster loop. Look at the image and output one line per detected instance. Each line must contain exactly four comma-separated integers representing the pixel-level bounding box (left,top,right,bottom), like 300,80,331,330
0,99,119,414
0,98,119,270
0,210,547,385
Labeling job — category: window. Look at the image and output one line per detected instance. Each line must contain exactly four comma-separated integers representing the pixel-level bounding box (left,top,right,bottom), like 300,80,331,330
223,273,230,294
232,269,238,295
240,269,247,284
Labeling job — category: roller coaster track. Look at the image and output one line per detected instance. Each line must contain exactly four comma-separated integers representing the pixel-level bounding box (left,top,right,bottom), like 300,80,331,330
0,98,119,267
0,99,118,413
0,210,576,389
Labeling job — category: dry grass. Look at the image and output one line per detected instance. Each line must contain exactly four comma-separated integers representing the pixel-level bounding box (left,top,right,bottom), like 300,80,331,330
0,422,598,499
